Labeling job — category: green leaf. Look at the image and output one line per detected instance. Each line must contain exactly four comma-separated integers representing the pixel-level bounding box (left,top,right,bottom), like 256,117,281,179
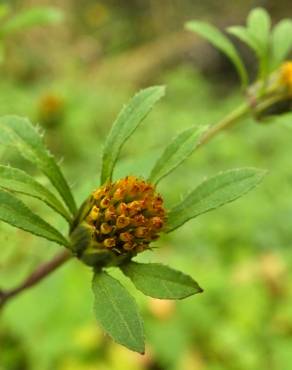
0,115,77,215
100,86,165,184
0,189,69,246
166,168,266,232
247,7,271,53
149,125,207,184
0,7,63,36
227,26,259,52
121,261,203,300
92,271,144,353
271,19,292,69
0,165,71,222
185,21,248,87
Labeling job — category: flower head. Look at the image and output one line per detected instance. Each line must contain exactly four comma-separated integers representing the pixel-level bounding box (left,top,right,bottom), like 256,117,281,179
280,61,292,95
71,176,166,265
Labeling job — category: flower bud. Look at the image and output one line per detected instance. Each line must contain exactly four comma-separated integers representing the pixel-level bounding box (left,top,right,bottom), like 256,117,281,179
280,61,292,96
70,176,166,267
247,61,292,121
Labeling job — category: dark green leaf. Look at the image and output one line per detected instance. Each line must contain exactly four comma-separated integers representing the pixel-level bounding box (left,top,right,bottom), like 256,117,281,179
0,165,71,222
0,7,63,35
0,189,69,246
121,261,203,299
271,19,292,69
0,115,77,215
92,271,144,353
100,86,165,184
149,125,207,184
166,168,266,232
185,21,248,86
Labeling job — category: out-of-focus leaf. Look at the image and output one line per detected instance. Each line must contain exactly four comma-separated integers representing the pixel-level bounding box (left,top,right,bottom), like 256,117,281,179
185,21,248,86
0,165,71,222
121,261,203,299
0,7,63,36
247,7,271,53
0,189,69,246
101,86,165,184
228,8,271,78
149,125,207,184
92,271,144,353
166,168,266,232
227,26,259,52
271,19,292,69
0,115,77,215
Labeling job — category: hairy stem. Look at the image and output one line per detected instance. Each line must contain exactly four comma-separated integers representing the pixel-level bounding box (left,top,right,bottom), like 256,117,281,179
0,249,72,310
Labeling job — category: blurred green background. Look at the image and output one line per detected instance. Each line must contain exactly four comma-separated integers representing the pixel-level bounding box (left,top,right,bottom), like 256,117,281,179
1,1,292,369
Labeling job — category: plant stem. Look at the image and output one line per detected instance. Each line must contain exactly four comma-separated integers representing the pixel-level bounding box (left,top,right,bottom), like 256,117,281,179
0,249,72,310
198,102,250,147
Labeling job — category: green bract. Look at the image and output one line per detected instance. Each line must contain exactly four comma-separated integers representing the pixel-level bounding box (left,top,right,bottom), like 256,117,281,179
0,86,266,353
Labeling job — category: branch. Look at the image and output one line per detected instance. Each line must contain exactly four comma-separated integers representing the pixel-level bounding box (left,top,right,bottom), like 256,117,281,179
0,249,72,309
198,102,249,147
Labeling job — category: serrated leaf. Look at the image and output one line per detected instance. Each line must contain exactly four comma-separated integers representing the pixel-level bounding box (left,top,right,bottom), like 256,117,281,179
121,262,203,300
0,7,63,36
185,21,248,87
271,19,292,69
166,168,266,232
0,189,69,246
0,165,71,222
92,271,144,353
149,125,207,184
0,115,77,215
100,86,165,184
247,7,271,53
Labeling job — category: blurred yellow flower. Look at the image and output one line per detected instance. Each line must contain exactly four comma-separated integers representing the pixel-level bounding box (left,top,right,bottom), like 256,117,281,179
73,324,102,350
280,61,292,95
84,3,109,28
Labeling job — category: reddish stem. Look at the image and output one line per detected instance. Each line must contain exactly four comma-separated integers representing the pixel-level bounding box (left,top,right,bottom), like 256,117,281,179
0,249,72,309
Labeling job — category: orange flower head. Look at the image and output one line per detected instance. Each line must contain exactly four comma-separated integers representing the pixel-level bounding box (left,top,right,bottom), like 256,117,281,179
280,61,292,95
85,176,166,255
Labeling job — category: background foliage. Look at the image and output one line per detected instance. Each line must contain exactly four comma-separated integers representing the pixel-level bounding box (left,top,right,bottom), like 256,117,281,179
1,1,292,369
